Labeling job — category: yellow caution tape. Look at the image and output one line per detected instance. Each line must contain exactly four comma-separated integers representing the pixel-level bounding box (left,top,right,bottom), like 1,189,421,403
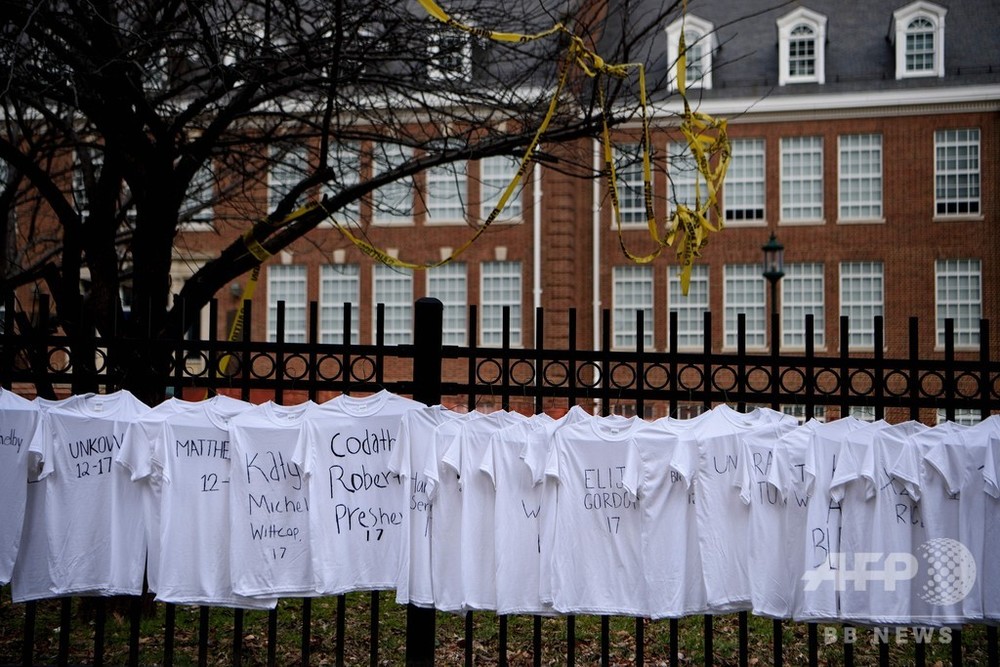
320,0,729,294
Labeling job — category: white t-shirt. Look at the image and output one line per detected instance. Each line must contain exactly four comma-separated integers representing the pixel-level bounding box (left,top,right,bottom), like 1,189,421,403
442,409,527,611
388,404,460,607
229,401,318,597
521,405,591,608
33,391,151,596
738,422,812,619
479,413,559,615
629,412,710,618
0,389,42,585
984,430,1000,621
899,421,974,624
544,415,644,616
117,395,248,594
830,420,927,625
293,390,422,596
11,396,89,601
420,410,484,612
671,405,797,613
770,416,866,623
128,397,274,608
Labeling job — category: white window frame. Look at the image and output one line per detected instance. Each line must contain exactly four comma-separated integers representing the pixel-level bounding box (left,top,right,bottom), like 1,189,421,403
321,141,362,227
426,262,467,346
838,134,883,222
426,160,468,225
934,129,981,218
372,144,414,226
777,7,827,86
319,263,360,344
848,405,877,422
839,261,884,349
665,15,716,91
780,136,824,224
267,265,308,343
428,21,472,82
612,265,654,350
479,156,523,223
781,404,827,424
668,264,709,351
936,408,980,426
612,144,647,227
891,1,947,79
781,263,825,349
723,264,766,350
179,162,215,231
668,140,698,218
480,261,522,347
373,264,413,345
724,138,766,225
268,143,310,213
935,259,981,349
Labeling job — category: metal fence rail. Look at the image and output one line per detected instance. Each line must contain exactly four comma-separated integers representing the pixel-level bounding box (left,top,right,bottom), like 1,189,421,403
1,295,998,667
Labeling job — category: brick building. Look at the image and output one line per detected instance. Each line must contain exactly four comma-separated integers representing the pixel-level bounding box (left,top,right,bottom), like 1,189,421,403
164,0,998,416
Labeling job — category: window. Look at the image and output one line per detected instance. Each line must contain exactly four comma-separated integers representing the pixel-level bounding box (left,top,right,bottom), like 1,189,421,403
935,129,980,216
777,8,827,85
614,144,646,226
428,22,472,82
323,142,362,225
72,150,101,219
782,263,825,349
891,2,947,79
935,259,981,348
723,264,766,349
481,261,522,347
668,141,698,217
480,156,523,222
780,136,823,223
612,265,654,350
373,264,412,344
839,261,884,348
839,134,883,221
319,264,360,344
269,143,310,212
848,405,877,422
426,161,467,224
427,262,467,345
936,409,980,426
267,265,307,343
668,264,709,350
180,163,215,231
372,144,414,225
665,15,716,91
724,139,765,223
782,404,827,424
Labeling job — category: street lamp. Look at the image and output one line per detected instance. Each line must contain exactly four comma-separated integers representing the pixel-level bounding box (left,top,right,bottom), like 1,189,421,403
762,232,785,328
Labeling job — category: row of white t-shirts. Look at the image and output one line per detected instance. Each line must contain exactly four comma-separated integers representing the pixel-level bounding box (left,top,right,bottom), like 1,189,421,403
8,389,426,607
394,404,1000,625
5,391,999,626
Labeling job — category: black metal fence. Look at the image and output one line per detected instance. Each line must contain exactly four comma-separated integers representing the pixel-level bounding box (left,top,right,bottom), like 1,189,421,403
1,295,999,667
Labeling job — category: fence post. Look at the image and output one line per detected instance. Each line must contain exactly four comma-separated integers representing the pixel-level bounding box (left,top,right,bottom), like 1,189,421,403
407,297,443,666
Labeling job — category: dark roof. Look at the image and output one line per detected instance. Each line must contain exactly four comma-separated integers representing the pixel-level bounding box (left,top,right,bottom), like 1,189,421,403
599,0,1000,103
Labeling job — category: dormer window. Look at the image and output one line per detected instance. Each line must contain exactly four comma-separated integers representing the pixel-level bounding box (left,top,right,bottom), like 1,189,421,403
777,7,827,86
428,21,472,83
890,1,946,79
665,15,715,91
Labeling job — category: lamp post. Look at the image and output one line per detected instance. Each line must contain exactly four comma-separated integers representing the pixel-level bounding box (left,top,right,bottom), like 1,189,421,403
762,232,785,339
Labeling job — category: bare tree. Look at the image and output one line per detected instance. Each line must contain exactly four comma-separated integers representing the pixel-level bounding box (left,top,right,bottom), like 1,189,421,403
0,0,700,392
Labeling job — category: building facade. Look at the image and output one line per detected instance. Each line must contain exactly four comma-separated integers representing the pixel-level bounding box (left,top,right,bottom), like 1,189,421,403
164,0,998,416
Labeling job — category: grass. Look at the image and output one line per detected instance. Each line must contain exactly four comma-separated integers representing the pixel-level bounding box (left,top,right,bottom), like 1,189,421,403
1,587,995,665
